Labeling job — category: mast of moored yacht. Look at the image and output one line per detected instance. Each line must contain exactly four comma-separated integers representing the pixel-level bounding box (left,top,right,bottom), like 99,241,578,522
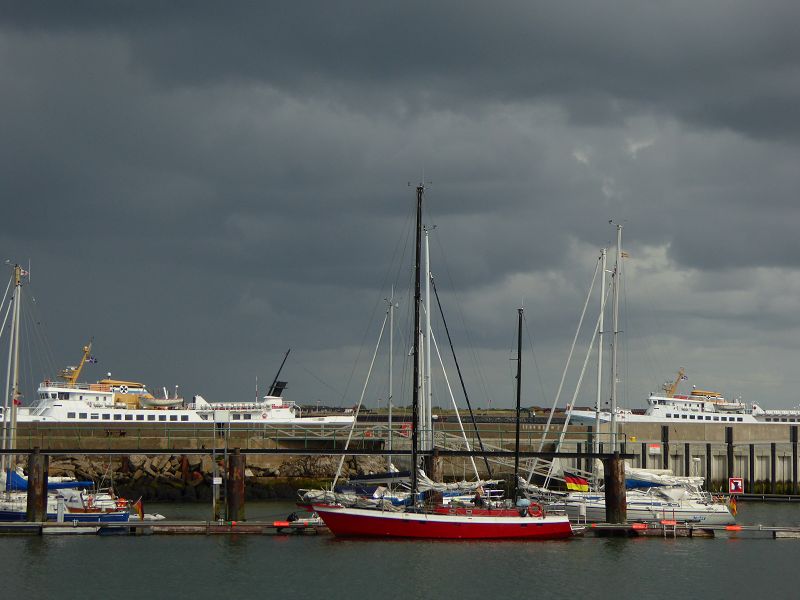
387,287,396,472
594,248,607,462
423,226,433,454
513,307,523,502
610,225,623,450
411,185,423,498
2,265,22,477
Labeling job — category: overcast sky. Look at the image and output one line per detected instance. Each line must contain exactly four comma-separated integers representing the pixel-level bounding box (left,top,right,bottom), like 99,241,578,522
2,2,800,411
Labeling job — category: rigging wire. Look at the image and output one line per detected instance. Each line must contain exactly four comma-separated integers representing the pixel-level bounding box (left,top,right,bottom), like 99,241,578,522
427,214,492,409
523,312,549,411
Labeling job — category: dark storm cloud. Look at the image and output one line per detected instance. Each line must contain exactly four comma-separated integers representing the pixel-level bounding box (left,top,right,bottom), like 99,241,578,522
4,2,799,140
1,2,800,408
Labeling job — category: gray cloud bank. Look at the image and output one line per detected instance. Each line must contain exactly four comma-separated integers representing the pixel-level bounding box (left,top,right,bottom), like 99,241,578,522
1,2,800,410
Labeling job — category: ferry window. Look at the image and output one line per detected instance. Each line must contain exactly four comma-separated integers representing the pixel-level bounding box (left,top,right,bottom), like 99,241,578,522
79,413,87,419
125,415,133,421
158,415,166,421
169,415,178,421
147,415,156,421
706,416,711,420
67,412,76,418
681,415,687,419
244,414,252,420
737,418,743,422
79,396,83,400
713,417,719,421
114,414,122,421
91,414,99,420
102,414,110,420
58,392,69,400
232,414,241,420
50,393,57,399
136,415,144,421
782,418,788,422
180,415,189,421
689,415,695,420
666,414,672,418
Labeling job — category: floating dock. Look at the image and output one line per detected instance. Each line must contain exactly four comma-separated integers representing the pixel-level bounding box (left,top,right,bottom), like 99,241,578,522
0,519,327,536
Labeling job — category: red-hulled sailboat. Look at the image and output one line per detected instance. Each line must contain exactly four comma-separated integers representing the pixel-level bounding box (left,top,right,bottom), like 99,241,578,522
313,184,573,540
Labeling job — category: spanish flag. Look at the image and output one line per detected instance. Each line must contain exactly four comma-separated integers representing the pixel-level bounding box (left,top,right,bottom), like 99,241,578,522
564,474,590,492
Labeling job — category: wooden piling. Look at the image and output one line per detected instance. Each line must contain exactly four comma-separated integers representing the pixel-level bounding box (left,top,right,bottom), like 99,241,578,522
705,443,712,491
661,426,669,470
749,444,755,494
641,442,647,470
225,448,246,522
25,447,48,523
603,452,626,524
426,449,443,483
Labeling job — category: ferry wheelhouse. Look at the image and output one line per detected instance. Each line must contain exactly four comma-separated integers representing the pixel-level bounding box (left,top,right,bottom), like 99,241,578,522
569,369,800,426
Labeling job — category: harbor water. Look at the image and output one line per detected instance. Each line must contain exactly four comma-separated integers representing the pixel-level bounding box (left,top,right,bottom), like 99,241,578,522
1,501,798,600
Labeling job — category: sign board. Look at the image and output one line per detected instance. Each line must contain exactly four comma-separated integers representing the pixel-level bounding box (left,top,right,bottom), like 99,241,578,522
648,443,661,455
212,476,223,486
729,477,744,495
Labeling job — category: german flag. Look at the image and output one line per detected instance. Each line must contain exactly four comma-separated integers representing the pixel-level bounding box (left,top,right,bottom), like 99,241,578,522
564,474,590,492
133,498,144,520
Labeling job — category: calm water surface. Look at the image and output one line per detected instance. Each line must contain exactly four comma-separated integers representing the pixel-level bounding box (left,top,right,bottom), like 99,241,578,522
1,501,798,600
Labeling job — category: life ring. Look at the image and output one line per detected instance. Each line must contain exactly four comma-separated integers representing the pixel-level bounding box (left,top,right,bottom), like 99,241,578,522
261,412,268,419
527,503,544,518
116,499,128,509
119,385,128,394
365,430,373,438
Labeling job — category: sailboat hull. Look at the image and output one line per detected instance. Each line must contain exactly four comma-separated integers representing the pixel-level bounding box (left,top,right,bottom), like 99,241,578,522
313,504,573,539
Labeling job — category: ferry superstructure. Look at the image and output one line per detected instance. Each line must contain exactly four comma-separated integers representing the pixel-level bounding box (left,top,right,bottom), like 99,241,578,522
569,369,800,426
2,343,354,426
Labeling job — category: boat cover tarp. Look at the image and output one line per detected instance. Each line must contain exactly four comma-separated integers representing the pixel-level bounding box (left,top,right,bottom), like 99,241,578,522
4,469,93,491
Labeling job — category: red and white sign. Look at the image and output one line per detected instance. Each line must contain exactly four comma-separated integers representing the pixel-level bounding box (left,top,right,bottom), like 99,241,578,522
729,477,744,495
647,443,661,455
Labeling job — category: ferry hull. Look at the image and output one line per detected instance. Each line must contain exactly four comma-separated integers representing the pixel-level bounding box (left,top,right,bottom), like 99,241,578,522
313,504,573,540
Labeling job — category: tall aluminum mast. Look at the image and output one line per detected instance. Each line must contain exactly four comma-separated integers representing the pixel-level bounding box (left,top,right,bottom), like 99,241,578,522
610,225,623,450
594,248,607,457
387,287,396,471
423,226,433,452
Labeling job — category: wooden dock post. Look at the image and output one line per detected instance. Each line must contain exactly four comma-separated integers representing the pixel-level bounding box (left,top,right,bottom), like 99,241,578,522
705,443,712,491
25,447,49,523
225,448,246,522
661,426,669,470
426,449,443,483
641,442,647,470
603,452,626,524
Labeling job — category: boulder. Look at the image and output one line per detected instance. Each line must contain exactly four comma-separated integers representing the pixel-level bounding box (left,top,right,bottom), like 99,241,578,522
128,455,147,469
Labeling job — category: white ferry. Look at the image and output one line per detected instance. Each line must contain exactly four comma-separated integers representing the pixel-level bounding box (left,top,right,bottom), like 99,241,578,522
2,343,354,426
569,369,800,426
